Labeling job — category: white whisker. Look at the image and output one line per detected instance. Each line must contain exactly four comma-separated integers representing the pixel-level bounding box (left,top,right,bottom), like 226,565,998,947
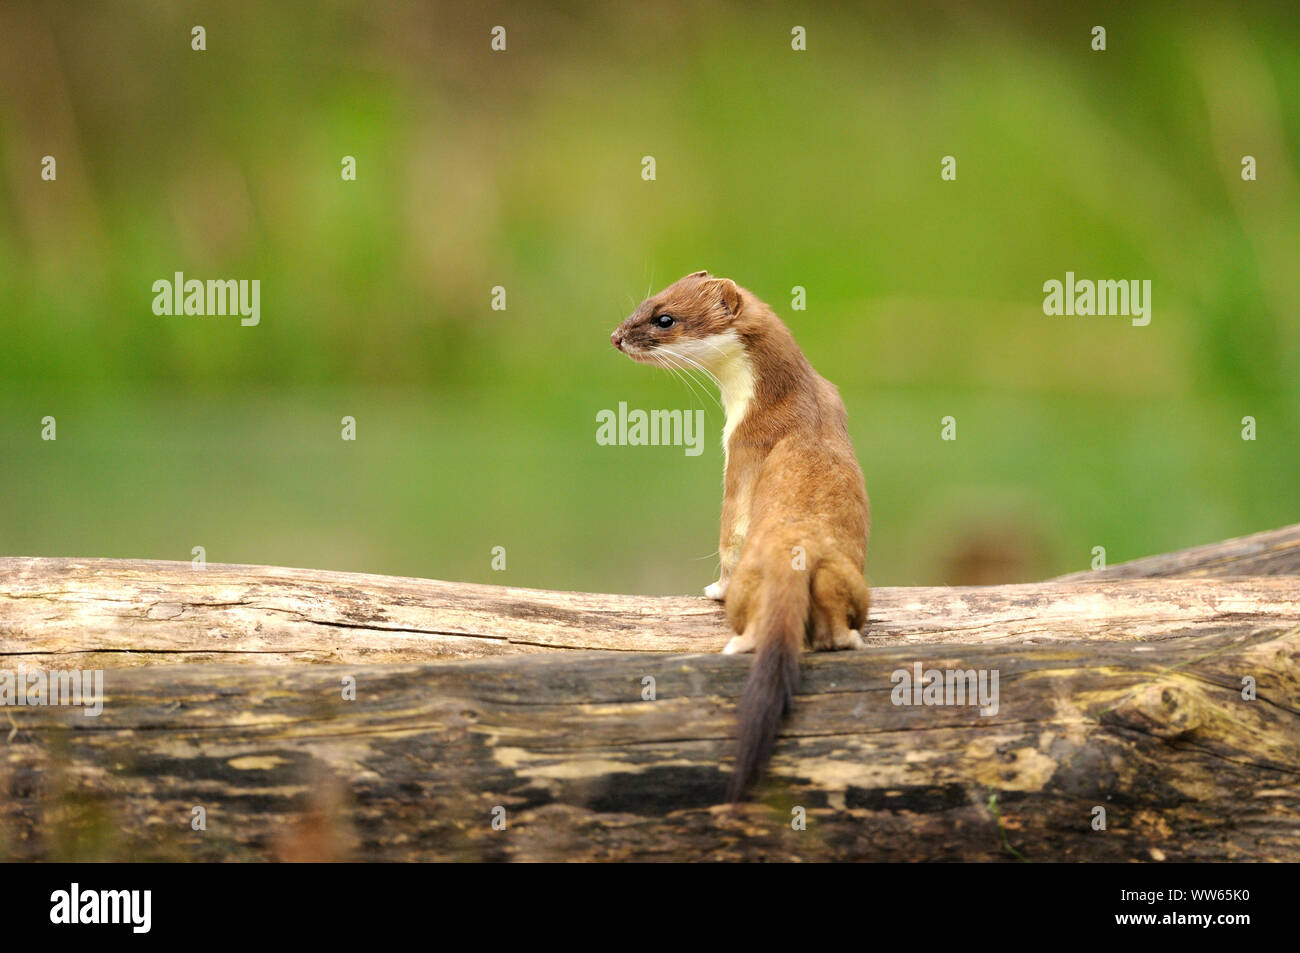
659,345,724,393
657,345,723,410
652,351,716,411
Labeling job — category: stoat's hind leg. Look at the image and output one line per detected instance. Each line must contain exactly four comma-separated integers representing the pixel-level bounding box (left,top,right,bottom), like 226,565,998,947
810,602,863,651
720,566,759,653
722,624,758,655
847,567,872,636
811,561,868,651
808,597,834,651
829,621,865,651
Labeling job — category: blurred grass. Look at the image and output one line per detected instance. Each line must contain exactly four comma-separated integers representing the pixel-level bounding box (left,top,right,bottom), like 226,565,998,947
1,0,1297,592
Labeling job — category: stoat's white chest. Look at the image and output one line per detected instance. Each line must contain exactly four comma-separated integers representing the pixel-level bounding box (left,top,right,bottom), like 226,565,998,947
717,354,755,452
663,330,755,464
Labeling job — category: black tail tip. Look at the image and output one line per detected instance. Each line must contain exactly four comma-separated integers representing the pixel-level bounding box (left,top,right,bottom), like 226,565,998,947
725,772,754,804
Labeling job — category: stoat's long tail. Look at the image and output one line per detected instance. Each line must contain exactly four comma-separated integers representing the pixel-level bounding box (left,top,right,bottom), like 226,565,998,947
727,568,807,802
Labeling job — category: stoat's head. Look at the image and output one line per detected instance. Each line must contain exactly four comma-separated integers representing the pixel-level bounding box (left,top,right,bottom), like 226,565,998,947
610,271,746,373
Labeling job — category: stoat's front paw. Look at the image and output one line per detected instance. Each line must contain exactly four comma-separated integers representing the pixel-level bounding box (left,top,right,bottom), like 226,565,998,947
704,580,728,601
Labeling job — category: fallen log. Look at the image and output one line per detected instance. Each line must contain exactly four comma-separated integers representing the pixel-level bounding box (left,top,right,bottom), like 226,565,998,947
0,523,1297,861
1054,521,1300,580
1,624,1296,861
2,521,1298,667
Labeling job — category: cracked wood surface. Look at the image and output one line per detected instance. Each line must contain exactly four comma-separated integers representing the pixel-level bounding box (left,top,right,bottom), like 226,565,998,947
1,624,1296,861
1,520,1298,667
0,523,1297,861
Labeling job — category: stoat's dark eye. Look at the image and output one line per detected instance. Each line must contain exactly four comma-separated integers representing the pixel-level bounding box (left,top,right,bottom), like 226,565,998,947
654,314,675,329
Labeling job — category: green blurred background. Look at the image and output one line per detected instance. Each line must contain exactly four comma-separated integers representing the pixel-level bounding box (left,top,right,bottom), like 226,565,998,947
1,1,1296,593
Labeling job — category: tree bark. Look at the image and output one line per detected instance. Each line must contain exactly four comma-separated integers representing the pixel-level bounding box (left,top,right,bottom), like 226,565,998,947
1,624,1295,861
0,523,1296,861
1054,521,1300,580
3,523,1299,668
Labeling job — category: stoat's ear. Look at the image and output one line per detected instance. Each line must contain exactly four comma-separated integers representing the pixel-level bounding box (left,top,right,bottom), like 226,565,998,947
711,277,741,315
686,270,709,279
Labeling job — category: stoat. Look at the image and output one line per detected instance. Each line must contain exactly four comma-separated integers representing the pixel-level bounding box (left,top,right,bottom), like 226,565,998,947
611,271,870,801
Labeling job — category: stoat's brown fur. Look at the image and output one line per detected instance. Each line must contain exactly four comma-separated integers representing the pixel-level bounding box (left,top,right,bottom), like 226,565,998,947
612,271,870,801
